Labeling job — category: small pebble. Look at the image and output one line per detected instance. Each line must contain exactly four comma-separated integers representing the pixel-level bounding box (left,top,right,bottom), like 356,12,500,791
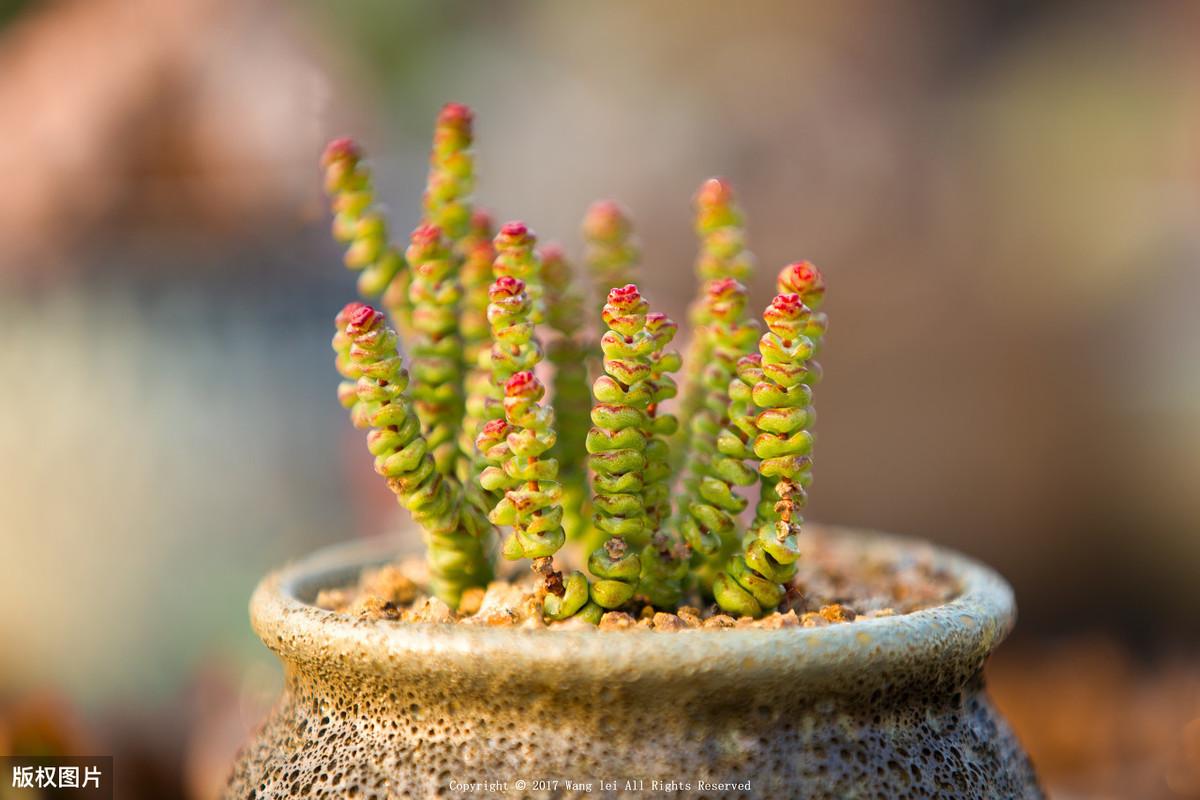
760,610,800,629
457,587,485,616
408,597,452,623
359,564,418,606
599,611,637,630
819,603,856,623
349,595,401,620
652,612,686,631
315,588,353,611
462,582,528,626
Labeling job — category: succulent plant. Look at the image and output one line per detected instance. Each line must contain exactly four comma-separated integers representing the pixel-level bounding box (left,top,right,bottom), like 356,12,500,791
712,292,817,617
321,139,405,304
323,105,828,621
540,244,592,545
677,278,760,591
333,302,491,607
582,200,638,315
671,178,755,474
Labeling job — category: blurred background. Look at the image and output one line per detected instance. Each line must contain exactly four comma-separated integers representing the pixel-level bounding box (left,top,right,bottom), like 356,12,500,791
0,0,1197,797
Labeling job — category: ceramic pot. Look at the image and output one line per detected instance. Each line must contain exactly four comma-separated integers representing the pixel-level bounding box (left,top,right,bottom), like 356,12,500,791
226,527,1041,799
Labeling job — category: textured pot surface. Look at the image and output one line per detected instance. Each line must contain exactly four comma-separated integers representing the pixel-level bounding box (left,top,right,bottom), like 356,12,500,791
226,527,1041,799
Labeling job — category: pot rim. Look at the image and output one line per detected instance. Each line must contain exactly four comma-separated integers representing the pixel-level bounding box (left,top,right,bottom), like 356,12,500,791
249,525,1016,693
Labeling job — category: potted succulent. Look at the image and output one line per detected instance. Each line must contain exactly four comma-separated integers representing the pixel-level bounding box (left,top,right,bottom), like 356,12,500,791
226,105,1041,799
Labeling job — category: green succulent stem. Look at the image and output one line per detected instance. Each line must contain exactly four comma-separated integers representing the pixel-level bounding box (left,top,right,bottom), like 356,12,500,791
541,244,593,546
671,179,756,478
404,224,466,477
334,302,490,608
676,279,761,593
586,284,656,609
423,103,475,243
475,235,597,624
458,210,497,378
457,210,497,497
582,201,638,316
491,371,599,622
425,104,479,480
633,312,687,608
474,271,537,515
752,261,829,529
471,222,549,502
641,313,680,530
493,222,545,324
715,290,824,618
485,368,565,561
321,139,407,321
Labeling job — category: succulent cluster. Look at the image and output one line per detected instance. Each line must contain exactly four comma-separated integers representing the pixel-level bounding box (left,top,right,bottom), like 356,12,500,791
322,104,827,621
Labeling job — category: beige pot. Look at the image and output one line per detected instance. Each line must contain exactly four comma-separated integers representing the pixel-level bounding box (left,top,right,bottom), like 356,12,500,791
226,527,1041,799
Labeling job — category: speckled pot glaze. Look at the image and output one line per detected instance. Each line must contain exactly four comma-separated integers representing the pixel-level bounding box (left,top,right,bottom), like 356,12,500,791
226,527,1041,799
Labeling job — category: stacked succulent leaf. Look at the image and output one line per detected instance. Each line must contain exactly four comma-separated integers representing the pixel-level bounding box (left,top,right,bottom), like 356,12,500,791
323,105,827,621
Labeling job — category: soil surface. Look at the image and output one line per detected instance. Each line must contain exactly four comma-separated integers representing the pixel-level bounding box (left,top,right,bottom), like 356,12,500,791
314,527,960,630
